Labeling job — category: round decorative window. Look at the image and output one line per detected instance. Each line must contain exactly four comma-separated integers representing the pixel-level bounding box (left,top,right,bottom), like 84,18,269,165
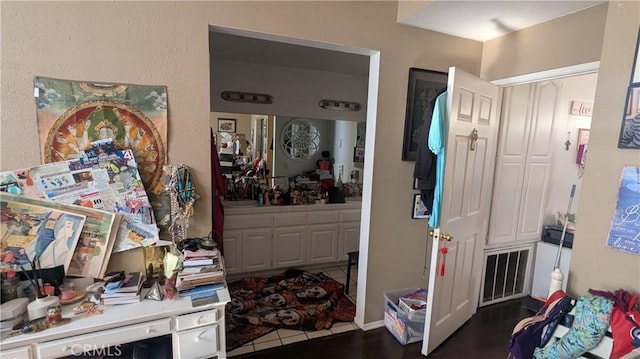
280,119,320,160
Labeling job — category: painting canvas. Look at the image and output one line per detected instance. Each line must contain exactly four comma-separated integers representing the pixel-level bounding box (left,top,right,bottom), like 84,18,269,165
34,77,169,224
402,68,448,161
1,192,86,272
606,166,640,255
0,193,120,278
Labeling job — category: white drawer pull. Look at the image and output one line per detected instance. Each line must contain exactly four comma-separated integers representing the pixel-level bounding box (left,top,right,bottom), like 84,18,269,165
195,316,205,324
63,346,72,352
145,328,153,334
195,331,206,342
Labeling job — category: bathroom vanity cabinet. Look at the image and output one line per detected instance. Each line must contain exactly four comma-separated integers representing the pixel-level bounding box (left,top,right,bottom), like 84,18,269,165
223,201,361,275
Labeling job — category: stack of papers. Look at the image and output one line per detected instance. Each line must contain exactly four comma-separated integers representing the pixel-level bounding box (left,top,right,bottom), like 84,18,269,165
177,249,225,292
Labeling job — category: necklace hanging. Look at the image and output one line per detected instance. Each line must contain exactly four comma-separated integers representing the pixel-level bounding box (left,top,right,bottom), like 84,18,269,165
162,164,198,244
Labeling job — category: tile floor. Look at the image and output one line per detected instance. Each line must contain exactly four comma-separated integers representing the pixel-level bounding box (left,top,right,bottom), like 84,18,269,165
227,264,359,357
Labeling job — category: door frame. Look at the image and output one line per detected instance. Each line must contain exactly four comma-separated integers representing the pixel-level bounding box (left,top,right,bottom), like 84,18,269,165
491,61,599,86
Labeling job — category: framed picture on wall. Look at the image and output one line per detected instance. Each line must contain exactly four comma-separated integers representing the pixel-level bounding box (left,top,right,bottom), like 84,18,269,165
218,118,236,133
412,194,429,219
401,68,448,161
619,85,640,148
353,147,365,164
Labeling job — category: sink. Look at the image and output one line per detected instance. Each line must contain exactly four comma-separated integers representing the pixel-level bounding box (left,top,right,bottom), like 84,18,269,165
223,200,258,208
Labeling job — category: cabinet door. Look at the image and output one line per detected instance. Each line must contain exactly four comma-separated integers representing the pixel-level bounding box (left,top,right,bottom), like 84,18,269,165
241,228,272,272
223,230,241,274
338,222,360,259
273,226,306,268
306,224,338,264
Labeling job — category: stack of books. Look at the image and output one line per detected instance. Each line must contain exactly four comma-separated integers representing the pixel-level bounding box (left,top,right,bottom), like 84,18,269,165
176,249,225,293
101,271,144,305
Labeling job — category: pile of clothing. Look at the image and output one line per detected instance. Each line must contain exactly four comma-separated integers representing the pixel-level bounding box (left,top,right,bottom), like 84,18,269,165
508,289,640,359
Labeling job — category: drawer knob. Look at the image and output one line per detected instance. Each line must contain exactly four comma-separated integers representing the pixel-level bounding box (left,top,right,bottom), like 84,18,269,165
195,331,205,342
145,328,153,334
63,346,72,352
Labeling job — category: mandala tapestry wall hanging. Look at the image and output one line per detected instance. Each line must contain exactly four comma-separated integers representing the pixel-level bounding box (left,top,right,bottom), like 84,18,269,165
34,77,170,224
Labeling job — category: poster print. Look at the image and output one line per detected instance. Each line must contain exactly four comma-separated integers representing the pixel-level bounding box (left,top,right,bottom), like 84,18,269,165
2,193,121,278
34,77,168,218
401,68,448,161
0,193,86,272
0,148,160,253
606,166,640,255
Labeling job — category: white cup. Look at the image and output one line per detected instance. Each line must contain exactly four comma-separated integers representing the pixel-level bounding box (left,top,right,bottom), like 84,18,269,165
27,295,60,321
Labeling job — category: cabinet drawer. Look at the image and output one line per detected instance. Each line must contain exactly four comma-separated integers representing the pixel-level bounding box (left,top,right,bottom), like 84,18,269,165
274,213,306,226
226,214,272,230
175,309,218,331
340,209,361,222
307,211,339,224
37,318,171,359
2,345,33,359
174,325,219,359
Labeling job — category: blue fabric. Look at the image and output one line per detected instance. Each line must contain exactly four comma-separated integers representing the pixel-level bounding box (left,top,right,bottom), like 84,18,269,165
428,92,447,229
533,294,613,359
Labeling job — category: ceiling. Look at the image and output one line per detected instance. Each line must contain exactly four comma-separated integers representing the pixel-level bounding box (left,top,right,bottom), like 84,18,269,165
399,0,605,42
209,1,605,77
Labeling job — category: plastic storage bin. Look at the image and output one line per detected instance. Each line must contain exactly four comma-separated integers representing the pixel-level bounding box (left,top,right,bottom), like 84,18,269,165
383,288,426,345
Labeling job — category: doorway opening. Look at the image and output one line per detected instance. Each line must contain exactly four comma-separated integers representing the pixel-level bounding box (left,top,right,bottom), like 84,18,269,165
480,70,598,307
208,25,380,355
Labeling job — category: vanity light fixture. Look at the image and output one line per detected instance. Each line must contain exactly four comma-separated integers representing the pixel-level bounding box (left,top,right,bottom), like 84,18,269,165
221,91,274,104
319,99,361,112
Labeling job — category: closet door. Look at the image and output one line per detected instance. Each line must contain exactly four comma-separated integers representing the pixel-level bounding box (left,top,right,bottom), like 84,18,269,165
488,81,559,246
518,81,558,242
488,84,533,246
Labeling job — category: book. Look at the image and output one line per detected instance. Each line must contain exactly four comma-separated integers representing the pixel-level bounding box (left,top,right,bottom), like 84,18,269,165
117,272,143,293
183,249,219,259
102,294,141,305
183,258,215,267
178,283,225,297
103,272,143,296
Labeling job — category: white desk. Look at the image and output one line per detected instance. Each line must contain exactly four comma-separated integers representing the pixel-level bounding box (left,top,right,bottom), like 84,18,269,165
0,287,230,359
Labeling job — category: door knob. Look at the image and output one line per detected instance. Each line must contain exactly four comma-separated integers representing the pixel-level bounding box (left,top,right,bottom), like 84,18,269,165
429,230,453,241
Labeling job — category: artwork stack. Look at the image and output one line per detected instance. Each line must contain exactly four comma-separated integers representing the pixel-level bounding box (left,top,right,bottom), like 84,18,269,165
0,139,161,279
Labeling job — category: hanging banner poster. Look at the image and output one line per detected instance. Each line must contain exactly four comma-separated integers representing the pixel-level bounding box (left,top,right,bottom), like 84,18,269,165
606,166,640,255
33,77,169,225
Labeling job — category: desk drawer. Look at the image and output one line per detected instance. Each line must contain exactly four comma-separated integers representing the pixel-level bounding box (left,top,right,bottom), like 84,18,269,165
174,325,219,359
175,309,219,331
3,345,33,359
37,318,171,359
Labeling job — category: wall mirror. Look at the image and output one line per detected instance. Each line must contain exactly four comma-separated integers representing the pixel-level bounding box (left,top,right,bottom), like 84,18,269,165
280,118,320,160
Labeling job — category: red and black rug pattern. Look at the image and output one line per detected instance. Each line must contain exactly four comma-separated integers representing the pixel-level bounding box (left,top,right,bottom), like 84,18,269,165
225,269,356,351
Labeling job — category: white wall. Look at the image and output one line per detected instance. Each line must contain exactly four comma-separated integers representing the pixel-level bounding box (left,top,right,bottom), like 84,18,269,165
211,60,368,122
544,73,598,224
333,120,358,182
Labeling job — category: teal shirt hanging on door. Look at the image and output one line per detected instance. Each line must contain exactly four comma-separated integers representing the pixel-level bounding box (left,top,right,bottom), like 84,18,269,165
428,92,447,229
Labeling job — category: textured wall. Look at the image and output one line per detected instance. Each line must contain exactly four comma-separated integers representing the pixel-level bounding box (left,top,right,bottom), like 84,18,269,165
0,1,482,325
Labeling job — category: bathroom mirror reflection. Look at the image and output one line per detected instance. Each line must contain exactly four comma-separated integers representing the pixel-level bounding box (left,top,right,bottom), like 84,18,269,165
211,112,365,204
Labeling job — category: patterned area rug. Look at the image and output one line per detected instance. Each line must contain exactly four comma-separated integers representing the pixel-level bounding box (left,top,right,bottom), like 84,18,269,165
225,269,356,351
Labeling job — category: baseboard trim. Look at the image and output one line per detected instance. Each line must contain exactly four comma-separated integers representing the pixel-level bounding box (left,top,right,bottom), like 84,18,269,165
361,320,385,331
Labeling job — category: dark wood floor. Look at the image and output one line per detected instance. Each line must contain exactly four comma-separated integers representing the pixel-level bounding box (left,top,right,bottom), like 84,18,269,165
232,298,530,359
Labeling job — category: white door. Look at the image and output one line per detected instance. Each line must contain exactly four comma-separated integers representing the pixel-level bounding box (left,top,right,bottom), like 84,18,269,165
422,67,501,355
